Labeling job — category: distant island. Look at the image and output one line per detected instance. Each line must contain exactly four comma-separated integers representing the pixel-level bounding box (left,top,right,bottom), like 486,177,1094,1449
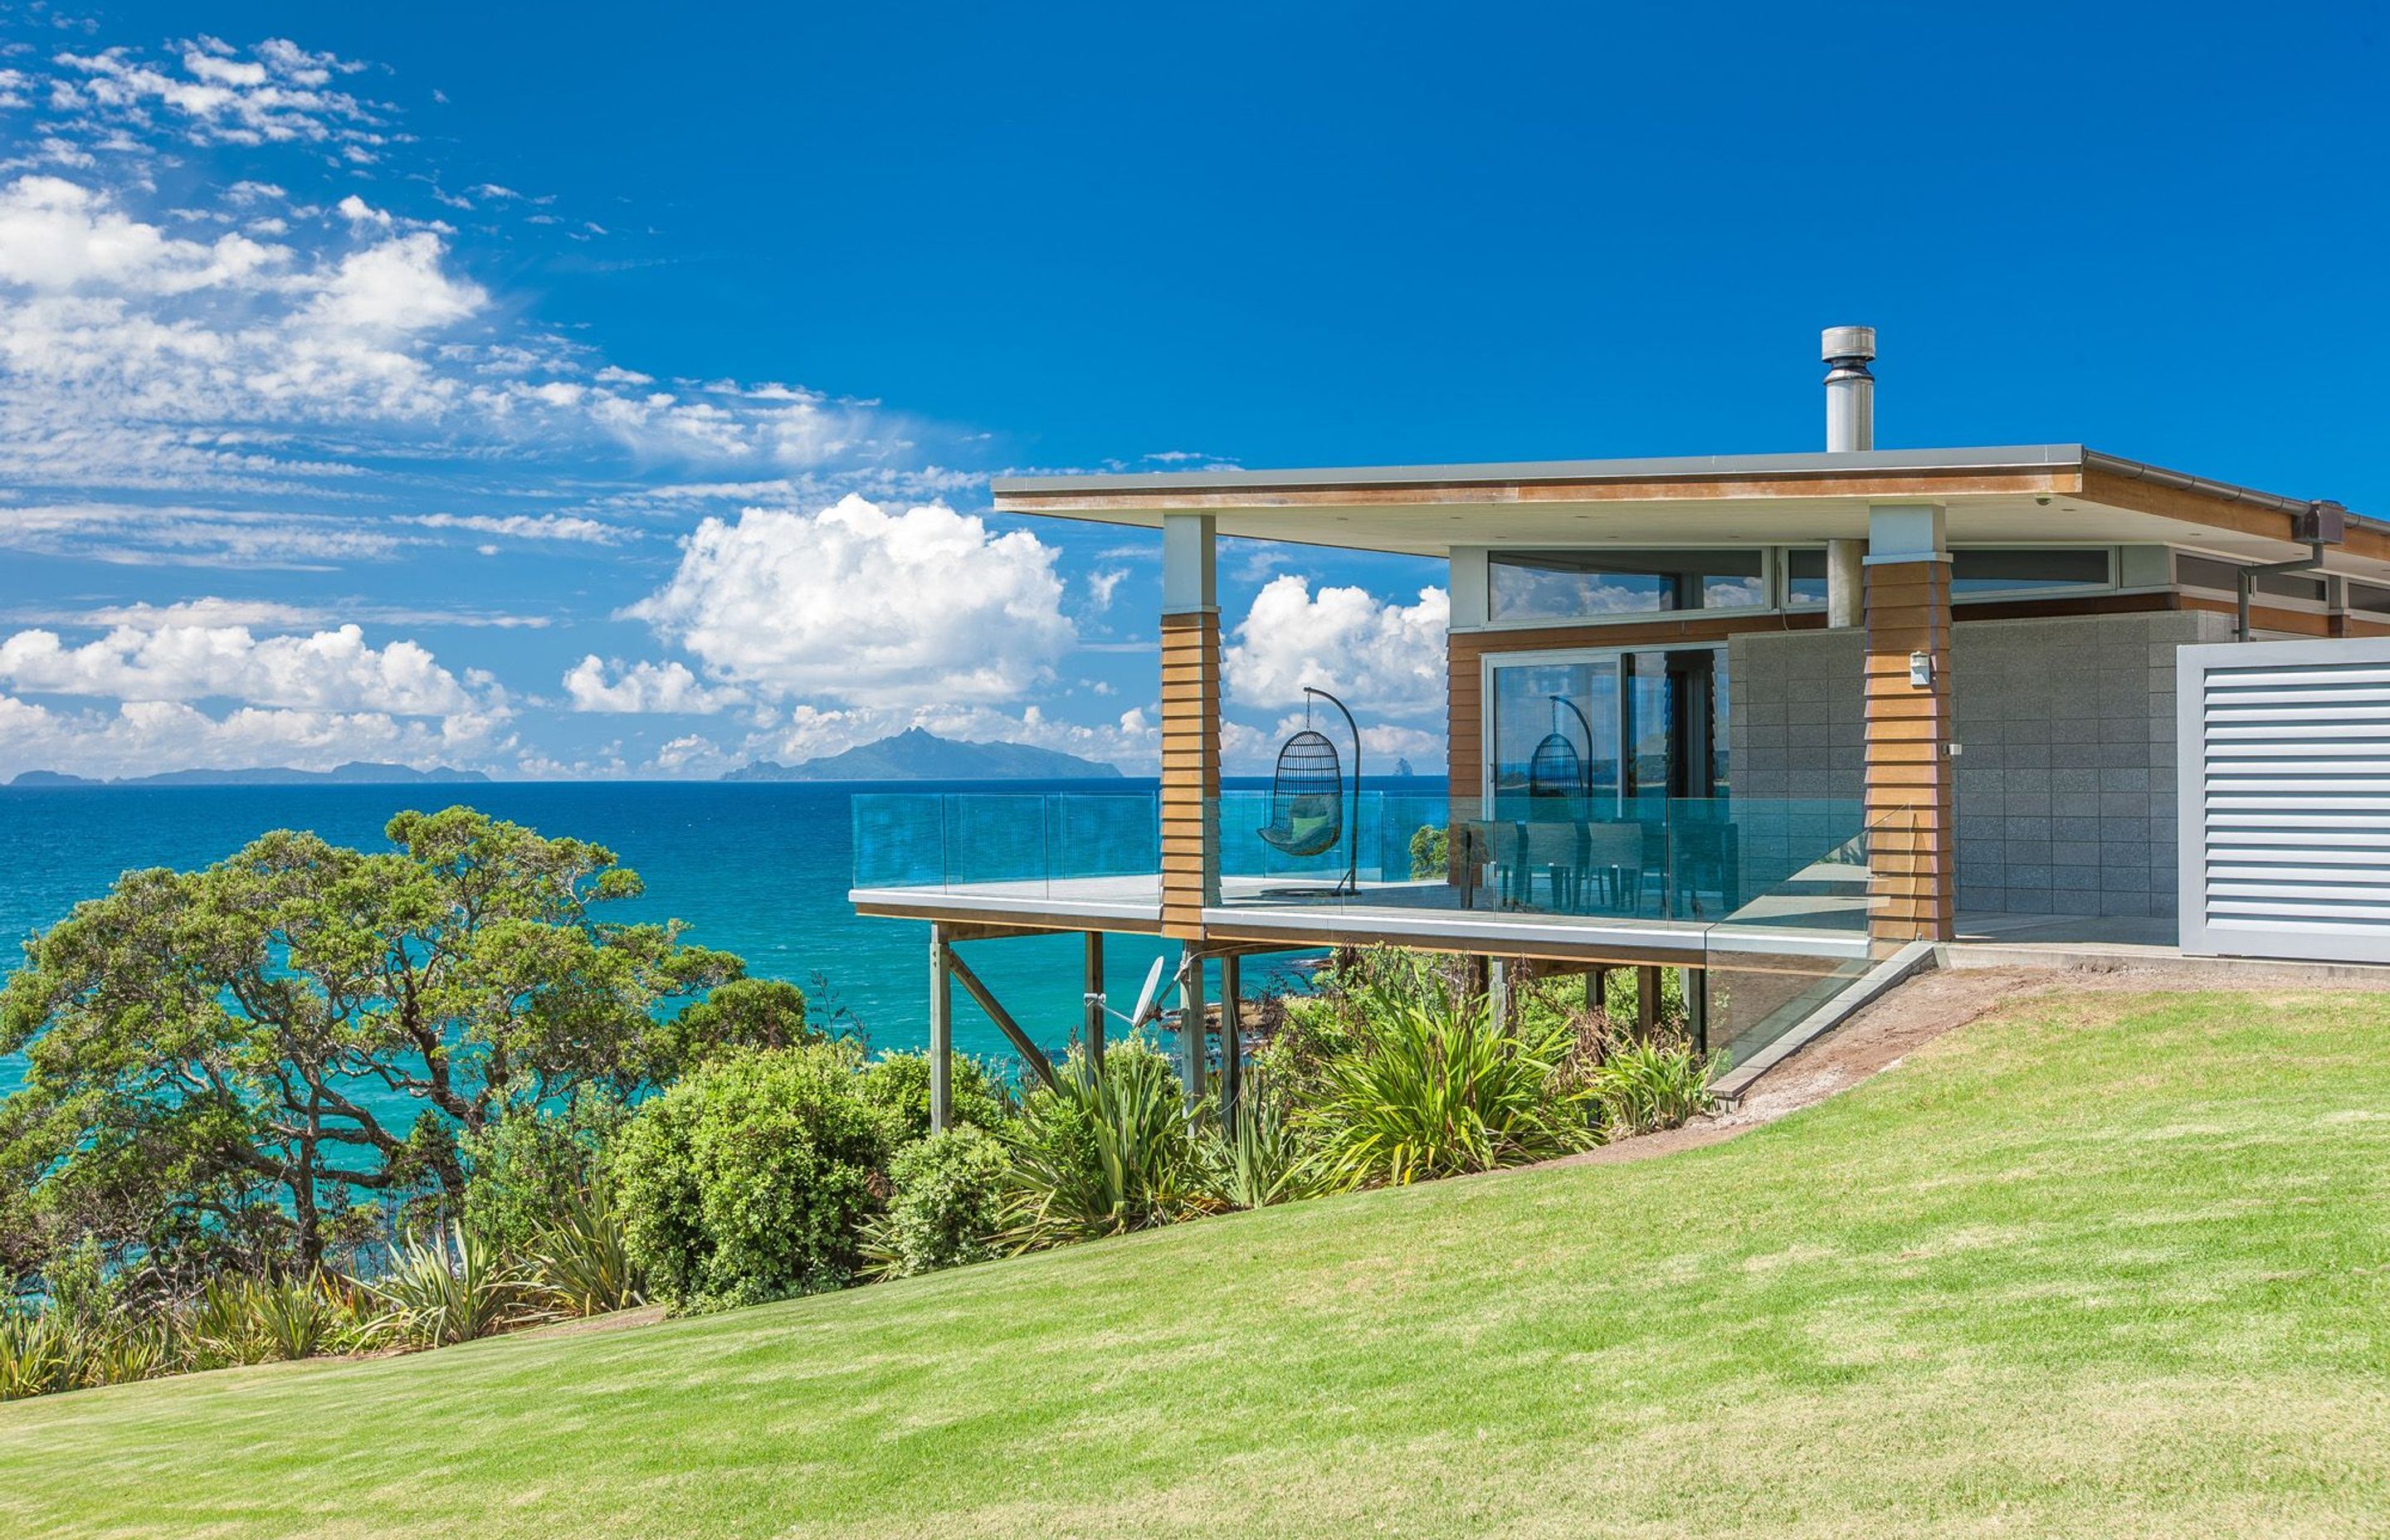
8,762,491,788
724,727,1122,782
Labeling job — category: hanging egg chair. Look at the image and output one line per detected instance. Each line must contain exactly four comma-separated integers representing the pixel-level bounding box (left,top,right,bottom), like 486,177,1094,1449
1256,685,1361,894
1529,694,1596,799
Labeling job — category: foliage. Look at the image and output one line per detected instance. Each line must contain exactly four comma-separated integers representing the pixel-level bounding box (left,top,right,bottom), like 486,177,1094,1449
1001,1038,1215,1250
1407,823,1449,880
664,978,816,1060
1201,1078,1321,1210
461,1094,635,1255
532,1182,646,1316
860,1126,1012,1280
856,1050,1015,1146
608,1045,896,1310
0,807,761,1278
1598,965,1687,1031
372,1224,551,1348
1586,1036,1723,1134
1305,971,1597,1188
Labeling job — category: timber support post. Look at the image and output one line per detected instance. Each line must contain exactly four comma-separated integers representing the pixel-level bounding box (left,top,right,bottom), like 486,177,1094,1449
1636,964,1661,1039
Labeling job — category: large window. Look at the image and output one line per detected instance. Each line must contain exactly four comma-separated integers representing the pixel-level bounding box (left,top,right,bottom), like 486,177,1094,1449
1486,656,1620,798
1484,646,1727,805
1949,548,2111,597
2178,553,2327,604
1488,548,1766,623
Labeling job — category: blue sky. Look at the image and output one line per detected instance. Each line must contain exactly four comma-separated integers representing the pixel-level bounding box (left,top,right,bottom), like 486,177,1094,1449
0,0,2383,779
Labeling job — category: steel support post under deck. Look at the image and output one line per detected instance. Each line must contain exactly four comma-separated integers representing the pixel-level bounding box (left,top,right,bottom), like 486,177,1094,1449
1082,932,1105,1069
1178,946,1207,1104
928,924,954,1133
1219,953,1243,1120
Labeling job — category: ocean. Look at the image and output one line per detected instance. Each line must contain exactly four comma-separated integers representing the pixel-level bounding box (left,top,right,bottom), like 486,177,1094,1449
0,779,1370,1102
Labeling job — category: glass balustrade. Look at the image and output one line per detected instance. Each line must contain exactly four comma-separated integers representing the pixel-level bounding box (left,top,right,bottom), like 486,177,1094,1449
853,787,1885,939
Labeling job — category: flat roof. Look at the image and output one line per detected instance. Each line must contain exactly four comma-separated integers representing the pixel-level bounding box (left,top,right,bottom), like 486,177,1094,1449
997,445,2318,514
991,444,2385,568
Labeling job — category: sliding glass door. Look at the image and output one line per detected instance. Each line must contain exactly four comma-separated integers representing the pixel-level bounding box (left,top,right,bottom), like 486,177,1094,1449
1485,645,1728,807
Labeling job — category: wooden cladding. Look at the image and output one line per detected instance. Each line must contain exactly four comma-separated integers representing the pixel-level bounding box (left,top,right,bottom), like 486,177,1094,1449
1158,608,1221,938
1864,558,1954,943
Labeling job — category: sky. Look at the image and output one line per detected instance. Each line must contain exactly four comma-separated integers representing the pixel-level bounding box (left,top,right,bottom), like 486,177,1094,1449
0,0,2383,781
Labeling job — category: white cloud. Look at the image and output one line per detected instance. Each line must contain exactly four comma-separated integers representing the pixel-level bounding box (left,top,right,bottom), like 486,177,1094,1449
1086,568,1128,611
1224,575,1448,718
628,495,1074,709
404,512,632,545
561,655,740,714
302,231,483,334
0,502,407,567
0,692,506,781
0,620,484,714
0,175,287,293
54,39,375,149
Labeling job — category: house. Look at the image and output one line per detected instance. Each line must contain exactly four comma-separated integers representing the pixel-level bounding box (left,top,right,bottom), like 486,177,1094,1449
851,329,2390,1122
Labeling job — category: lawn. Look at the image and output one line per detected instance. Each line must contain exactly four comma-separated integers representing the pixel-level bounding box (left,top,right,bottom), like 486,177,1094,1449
4,987,2388,1538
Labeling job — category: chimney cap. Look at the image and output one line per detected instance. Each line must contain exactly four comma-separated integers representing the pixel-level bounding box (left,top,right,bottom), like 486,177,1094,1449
1822,325,1877,363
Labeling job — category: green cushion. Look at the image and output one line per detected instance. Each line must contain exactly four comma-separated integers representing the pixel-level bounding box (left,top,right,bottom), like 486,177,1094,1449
1289,809,1334,845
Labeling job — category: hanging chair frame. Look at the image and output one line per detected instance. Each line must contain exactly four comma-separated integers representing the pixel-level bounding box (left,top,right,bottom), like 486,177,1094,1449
1549,694,1596,797
1256,685,1362,896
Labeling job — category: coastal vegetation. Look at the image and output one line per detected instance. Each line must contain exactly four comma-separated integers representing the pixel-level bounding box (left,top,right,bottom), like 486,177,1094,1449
0,806,1719,1405
2,989,2383,1537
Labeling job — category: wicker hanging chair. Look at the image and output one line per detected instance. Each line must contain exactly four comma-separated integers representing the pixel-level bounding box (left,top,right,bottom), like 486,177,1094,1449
1256,686,1361,893
1528,731,1583,799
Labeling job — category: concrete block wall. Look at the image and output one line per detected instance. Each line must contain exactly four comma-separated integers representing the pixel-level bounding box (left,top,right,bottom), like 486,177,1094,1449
1946,610,2227,920
1725,630,1866,894
1729,608,2227,920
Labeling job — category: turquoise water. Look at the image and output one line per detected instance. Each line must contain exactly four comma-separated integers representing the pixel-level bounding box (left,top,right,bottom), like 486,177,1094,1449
0,781,1207,1099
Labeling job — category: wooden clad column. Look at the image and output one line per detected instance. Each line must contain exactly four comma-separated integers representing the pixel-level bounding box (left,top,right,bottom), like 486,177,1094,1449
1158,514,1220,941
1863,504,1954,943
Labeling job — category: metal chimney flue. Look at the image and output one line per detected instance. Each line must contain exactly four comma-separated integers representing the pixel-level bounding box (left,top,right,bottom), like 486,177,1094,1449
1822,324,1876,452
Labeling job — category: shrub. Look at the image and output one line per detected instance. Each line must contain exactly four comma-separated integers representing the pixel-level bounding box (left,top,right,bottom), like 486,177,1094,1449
1587,1037,1723,1135
860,1127,1011,1280
666,977,816,1060
461,1094,633,1255
372,1224,550,1348
1407,824,1450,880
1306,975,1597,1188
1002,1038,1214,1250
0,1308,79,1400
608,1045,895,1310
532,1182,646,1315
1202,1079,1320,1210
856,1050,1015,1146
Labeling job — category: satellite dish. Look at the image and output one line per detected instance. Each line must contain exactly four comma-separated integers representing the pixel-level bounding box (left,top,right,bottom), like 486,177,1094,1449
1128,956,1168,1031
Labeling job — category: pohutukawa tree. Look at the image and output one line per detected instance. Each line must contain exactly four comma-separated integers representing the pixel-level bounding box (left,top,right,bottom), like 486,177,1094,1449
0,807,803,1281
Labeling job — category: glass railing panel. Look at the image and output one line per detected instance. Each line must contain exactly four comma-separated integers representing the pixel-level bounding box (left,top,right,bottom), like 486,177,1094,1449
851,792,1161,900
851,792,949,889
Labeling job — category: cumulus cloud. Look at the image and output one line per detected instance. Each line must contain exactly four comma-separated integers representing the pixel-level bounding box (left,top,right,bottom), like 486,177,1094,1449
0,607,512,779
627,495,1074,709
561,655,740,714
1224,576,1449,718
0,692,507,781
0,620,486,714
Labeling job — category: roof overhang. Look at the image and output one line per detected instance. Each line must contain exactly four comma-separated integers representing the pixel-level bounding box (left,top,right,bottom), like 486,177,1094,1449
993,445,2390,573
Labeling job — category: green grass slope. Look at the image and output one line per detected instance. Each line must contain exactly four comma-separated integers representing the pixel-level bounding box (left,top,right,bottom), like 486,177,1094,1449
6,989,2390,1539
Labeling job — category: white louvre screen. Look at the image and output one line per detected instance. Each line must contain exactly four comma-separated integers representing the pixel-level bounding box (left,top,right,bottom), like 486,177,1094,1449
2179,637,2390,962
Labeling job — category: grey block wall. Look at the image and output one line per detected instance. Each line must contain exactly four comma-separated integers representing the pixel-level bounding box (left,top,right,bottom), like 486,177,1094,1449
1727,629,1866,801
1729,608,2229,920
1948,610,2227,920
